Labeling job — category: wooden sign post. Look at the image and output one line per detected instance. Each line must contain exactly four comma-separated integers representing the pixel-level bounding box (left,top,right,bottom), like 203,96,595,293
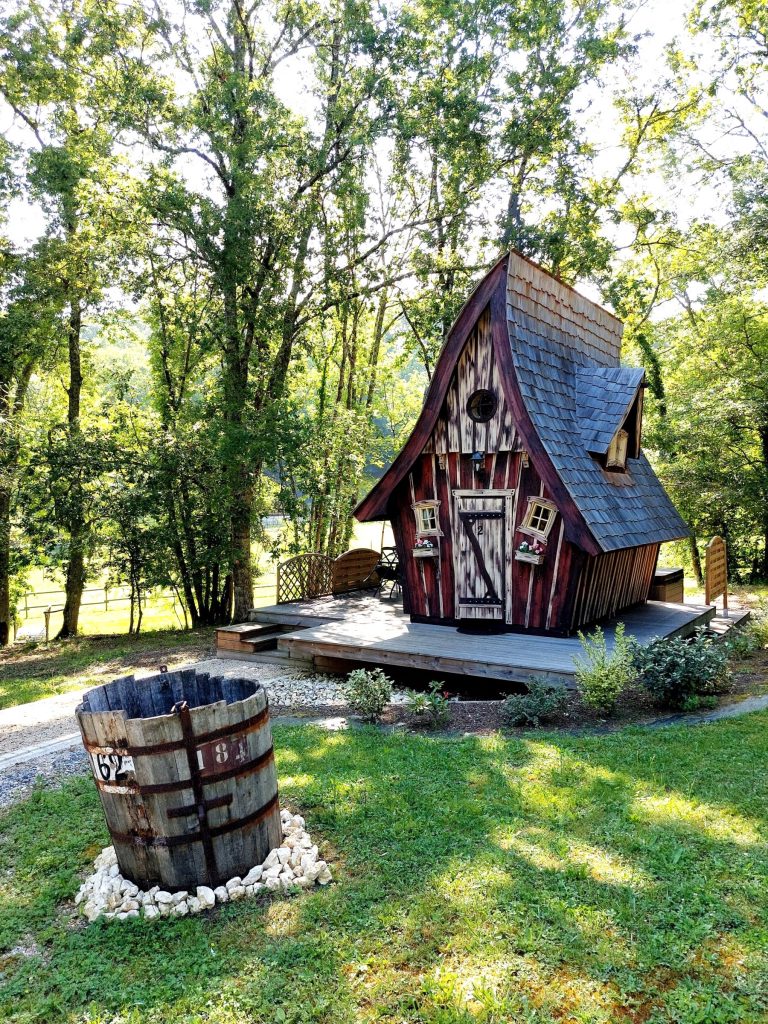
705,536,728,615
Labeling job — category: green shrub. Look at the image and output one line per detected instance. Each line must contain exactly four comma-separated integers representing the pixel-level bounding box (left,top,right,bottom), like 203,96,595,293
501,678,568,727
345,667,393,721
405,681,451,728
724,611,768,658
634,628,732,710
575,623,637,714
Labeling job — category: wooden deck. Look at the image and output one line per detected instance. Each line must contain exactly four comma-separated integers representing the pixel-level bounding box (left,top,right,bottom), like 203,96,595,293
212,595,743,687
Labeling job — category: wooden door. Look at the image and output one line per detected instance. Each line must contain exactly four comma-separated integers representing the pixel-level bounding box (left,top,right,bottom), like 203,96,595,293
453,490,513,621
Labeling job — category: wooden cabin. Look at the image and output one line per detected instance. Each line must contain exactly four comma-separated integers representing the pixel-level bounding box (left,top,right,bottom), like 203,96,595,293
354,251,689,636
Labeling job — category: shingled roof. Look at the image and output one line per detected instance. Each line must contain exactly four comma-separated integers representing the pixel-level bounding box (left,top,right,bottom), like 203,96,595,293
576,366,645,455
506,252,689,552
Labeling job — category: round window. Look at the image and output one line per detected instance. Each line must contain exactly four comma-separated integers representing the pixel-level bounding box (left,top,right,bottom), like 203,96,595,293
466,389,498,423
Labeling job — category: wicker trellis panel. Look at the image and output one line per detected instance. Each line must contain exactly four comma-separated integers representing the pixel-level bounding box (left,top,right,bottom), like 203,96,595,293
277,554,333,604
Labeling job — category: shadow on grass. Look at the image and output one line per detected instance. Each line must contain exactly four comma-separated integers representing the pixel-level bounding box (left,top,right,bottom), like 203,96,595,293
0,715,767,1022
0,629,216,710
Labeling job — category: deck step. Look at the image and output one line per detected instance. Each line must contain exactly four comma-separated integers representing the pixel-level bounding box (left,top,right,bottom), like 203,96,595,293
217,623,310,656
217,622,280,641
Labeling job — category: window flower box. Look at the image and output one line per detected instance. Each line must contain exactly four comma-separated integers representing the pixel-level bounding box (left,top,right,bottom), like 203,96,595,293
515,540,545,565
413,541,438,558
515,549,544,565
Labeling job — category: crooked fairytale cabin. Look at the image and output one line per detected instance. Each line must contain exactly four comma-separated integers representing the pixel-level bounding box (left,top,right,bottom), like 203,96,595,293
354,251,689,636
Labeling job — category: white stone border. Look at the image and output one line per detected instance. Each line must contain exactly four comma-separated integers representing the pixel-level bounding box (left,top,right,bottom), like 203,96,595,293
75,808,333,922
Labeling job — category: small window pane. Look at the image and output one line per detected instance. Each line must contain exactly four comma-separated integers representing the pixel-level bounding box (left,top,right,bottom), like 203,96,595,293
415,504,439,534
523,500,556,539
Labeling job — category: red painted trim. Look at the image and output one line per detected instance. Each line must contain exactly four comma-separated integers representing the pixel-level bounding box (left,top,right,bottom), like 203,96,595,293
488,272,602,557
354,254,509,521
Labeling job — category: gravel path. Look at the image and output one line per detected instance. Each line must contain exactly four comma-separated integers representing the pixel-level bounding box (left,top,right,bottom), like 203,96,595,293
0,657,409,808
2,655,767,810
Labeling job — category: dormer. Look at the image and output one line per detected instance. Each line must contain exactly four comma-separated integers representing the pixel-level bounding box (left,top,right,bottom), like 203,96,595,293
576,367,645,474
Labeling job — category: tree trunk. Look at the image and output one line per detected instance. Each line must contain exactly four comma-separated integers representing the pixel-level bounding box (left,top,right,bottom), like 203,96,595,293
0,486,10,646
57,298,85,639
60,542,86,637
688,533,703,586
230,472,253,621
759,425,768,580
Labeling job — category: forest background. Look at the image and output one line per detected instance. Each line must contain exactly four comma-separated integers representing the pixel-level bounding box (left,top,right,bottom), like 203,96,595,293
0,0,767,643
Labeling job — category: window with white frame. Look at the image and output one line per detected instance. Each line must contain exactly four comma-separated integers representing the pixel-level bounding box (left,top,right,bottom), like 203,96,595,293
413,500,441,537
606,428,629,471
520,498,557,541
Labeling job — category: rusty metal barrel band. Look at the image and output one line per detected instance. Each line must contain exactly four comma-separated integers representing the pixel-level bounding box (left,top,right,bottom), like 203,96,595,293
80,703,270,757
108,792,280,850
90,745,275,797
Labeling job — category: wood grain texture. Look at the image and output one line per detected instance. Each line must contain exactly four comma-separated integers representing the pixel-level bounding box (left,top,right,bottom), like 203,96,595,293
76,672,281,890
355,255,509,520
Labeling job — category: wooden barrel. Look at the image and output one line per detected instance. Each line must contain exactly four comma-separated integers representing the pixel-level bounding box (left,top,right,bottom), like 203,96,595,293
76,668,282,890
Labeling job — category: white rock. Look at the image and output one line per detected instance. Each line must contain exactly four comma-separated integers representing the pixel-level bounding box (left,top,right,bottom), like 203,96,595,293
291,815,305,829
83,901,100,921
263,864,282,880
317,867,333,885
171,891,188,906
126,909,140,919
109,864,120,878
277,848,290,865
289,847,302,868
229,885,246,900
155,891,174,905
242,866,262,886
122,899,140,913
196,886,215,910
187,896,202,914
171,901,189,917
144,905,160,921
252,882,265,894
265,876,280,891
158,902,172,917
214,886,229,903
226,876,242,892
280,875,297,891
300,853,317,874
299,835,313,849
295,876,313,888
120,881,139,897
263,850,280,869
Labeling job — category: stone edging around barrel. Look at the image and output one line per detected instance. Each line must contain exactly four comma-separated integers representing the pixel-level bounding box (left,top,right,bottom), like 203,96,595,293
75,807,332,923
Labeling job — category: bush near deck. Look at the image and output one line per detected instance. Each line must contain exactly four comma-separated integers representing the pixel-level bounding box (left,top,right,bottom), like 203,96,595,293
1,717,767,1023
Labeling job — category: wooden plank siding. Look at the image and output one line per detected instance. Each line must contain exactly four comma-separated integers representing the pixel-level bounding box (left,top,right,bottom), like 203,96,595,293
390,444,591,633
569,543,660,632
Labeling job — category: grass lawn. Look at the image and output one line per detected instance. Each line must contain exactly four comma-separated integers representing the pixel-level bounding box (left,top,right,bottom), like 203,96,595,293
0,629,216,711
0,717,766,1023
